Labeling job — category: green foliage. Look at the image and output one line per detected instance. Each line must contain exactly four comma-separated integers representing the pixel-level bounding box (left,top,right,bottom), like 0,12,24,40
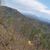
29,27,50,49
29,28,41,41
7,17,14,25
0,18,3,24
40,33,48,48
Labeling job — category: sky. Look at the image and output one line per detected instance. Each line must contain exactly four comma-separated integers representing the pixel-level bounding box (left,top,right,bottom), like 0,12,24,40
1,0,50,22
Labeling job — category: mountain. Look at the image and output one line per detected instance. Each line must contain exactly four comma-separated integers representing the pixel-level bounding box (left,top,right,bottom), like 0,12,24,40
0,6,50,50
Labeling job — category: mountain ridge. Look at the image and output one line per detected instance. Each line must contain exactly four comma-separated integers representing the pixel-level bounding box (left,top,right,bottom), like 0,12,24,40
0,6,50,50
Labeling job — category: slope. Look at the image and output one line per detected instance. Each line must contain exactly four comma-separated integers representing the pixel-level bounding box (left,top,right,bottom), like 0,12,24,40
0,6,50,50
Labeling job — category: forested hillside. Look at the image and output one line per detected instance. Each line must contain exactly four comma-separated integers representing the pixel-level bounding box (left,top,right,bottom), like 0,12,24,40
0,6,50,50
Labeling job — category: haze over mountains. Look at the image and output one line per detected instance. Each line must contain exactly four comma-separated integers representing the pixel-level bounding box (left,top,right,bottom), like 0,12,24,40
1,0,50,23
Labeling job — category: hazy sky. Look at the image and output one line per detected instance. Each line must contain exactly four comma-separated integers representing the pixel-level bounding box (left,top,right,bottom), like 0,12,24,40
2,0,50,22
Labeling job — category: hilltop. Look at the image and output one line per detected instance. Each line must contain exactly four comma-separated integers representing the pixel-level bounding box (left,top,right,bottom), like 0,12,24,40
0,6,50,50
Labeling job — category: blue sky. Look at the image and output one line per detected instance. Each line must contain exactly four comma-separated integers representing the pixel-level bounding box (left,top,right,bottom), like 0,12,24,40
2,0,50,22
